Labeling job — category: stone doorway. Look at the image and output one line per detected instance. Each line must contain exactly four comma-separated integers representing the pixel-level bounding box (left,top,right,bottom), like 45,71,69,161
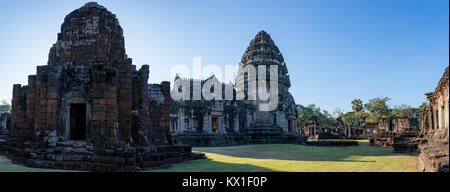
70,104,87,140
212,117,218,133
288,120,292,132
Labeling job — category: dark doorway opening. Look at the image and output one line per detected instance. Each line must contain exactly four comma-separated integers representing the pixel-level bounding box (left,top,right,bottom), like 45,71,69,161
273,114,277,125
70,104,86,140
212,117,218,133
288,120,292,132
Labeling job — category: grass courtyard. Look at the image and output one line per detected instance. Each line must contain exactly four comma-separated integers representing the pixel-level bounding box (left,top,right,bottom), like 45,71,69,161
152,140,418,172
0,140,418,172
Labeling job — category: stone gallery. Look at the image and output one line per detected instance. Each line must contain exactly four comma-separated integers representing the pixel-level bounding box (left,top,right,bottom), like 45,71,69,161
0,2,204,171
417,67,449,172
170,31,300,146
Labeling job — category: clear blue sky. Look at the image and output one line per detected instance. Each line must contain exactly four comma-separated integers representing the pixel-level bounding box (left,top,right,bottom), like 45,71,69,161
0,0,448,113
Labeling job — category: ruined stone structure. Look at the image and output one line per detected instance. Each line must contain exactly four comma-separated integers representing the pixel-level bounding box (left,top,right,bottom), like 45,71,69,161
417,67,449,172
171,31,299,146
0,2,203,171
302,116,378,140
377,117,417,133
300,113,419,145
371,116,420,147
0,112,11,140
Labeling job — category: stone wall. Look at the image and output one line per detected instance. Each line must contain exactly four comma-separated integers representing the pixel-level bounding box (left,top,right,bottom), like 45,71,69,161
417,67,449,172
301,116,378,140
0,113,10,140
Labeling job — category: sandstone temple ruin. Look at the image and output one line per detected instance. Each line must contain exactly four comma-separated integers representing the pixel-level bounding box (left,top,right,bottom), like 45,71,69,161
417,67,449,172
170,31,299,146
0,2,203,171
0,2,447,173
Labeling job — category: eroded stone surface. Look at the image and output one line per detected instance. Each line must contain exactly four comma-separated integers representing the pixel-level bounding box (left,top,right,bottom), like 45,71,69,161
0,2,204,172
416,67,449,172
0,113,10,141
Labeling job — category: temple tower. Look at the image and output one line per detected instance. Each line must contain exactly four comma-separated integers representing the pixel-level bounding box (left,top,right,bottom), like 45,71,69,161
236,31,297,140
10,2,161,148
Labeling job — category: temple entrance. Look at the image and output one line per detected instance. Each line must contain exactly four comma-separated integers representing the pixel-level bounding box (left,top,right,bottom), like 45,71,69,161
212,117,218,133
288,120,292,132
273,114,277,125
70,104,86,140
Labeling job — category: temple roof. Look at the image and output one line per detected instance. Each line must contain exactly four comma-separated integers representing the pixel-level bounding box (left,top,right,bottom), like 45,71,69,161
82,2,107,9
241,30,285,65
48,2,127,66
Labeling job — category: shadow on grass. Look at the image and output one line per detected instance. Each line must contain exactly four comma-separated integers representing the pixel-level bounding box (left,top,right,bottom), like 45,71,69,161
192,140,414,163
151,158,275,172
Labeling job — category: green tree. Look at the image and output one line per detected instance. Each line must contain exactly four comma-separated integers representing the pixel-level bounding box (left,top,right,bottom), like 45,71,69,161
351,99,364,113
391,104,416,118
0,100,11,114
416,102,428,117
364,97,391,123
297,104,334,128
351,99,365,127
297,104,312,129
319,110,334,127
342,112,358,127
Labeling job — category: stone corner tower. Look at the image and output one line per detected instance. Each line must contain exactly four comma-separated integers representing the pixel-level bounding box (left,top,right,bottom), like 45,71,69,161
236,30,298,138
9,2,169,149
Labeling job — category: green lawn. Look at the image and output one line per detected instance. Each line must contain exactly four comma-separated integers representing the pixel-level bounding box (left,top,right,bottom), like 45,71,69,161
1,140,419,172
151,140,419,172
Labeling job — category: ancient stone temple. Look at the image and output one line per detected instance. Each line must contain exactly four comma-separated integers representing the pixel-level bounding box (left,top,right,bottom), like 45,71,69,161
237,31,298,140
171,31,299,146
0,2,203,171
417,67,449,172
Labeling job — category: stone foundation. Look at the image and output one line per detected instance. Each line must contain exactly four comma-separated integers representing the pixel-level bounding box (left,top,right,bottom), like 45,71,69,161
370,131,396,147
392,129,420,153
416,129,449,172
0,141,205,172
418,144,449,172
416,67,449,172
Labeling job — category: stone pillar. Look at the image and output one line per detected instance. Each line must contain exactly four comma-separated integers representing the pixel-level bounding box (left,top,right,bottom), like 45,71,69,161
207,115,212,133
247,112,253,127
161,81,172,144
445,98,449,129
178,109,185,132
427,106,433,130
26,76,36,136
189,109,194,131
293,119,297,133
434,108,439,130
280,112,287,133
11,84,27,145
91,64,118,148
203,114,208,132
234,114,239,133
